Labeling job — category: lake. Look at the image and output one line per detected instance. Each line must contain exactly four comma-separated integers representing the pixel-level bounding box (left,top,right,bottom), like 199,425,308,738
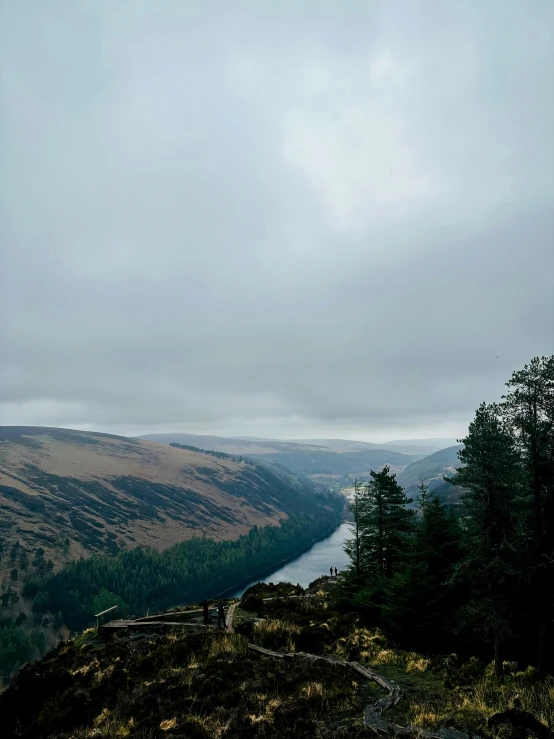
230,522,352,597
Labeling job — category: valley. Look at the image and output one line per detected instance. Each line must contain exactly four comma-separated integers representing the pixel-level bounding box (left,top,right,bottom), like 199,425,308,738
0,427,329,584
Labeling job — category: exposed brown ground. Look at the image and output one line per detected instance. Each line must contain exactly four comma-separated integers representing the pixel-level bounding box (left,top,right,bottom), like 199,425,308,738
0,428,290,587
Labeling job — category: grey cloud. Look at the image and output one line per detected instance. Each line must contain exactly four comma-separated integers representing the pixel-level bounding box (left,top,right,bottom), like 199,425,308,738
1,0,553,441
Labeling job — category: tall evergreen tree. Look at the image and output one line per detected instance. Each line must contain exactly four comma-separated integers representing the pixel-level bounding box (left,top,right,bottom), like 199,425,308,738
449,402,523,681
382,484,462,649
500,356,554,672
414,493,463,640
341,468,413,623
360,466,414,579
344,479,365,581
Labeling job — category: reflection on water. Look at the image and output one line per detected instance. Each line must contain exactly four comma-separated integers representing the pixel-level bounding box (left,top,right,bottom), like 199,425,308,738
231,522,351,596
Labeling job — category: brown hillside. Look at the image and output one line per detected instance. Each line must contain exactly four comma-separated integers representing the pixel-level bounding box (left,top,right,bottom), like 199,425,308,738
0,427,302,584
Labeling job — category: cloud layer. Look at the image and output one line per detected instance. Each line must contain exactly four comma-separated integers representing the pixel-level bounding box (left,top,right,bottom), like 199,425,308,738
1,1,553,441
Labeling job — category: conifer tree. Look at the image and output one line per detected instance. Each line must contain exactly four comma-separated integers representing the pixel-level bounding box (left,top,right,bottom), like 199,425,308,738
342,468,413,622
383,484,462,649
361,466,414,579
344,479,366,581
449,402,523,681
499,355,554,672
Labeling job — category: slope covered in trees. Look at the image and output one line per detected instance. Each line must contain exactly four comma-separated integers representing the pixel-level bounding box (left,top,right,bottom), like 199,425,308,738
0,488,344,677
24,499,343,632
340,355,554,676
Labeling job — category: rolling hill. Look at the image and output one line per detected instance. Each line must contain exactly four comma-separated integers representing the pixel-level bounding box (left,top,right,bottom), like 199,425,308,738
395,444,466,504
0,426,332,583
251,448,415,477
386,438,459,452
282,438,430,455
136,433,327,455
138,433,420,476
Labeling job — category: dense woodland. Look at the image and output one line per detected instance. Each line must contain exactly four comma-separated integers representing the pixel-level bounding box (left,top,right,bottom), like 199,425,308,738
339,356,554,679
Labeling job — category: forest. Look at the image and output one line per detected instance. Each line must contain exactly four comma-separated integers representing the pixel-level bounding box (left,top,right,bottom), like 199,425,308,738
0,505,342,677
11,493,342,627
339,356,554,679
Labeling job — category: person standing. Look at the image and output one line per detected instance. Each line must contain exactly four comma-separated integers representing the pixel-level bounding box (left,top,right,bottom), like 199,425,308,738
330,567,333,576
334,567,338,577
217,602,225,629
202,600,209,625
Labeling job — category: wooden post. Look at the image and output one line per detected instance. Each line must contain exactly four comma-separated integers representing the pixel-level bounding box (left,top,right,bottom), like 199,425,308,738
94,605,119,631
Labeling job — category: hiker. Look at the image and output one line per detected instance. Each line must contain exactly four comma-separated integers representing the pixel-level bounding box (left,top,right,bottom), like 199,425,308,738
217,601,225,629
334,567,338,576
330,567,333,576
202,600,209,626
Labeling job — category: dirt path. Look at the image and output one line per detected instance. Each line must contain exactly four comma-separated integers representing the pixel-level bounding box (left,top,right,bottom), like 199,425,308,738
225,602,237,633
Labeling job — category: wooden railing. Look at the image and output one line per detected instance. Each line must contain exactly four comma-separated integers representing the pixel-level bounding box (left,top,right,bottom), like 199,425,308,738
94,605,118,630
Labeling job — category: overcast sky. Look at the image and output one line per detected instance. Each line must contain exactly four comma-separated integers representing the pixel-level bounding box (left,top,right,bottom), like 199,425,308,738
1,1,553,443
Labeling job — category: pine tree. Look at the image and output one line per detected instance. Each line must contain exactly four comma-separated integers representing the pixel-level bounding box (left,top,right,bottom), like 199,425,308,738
383,485,462,649
361,466,414,579
344,479,365,581
499,356,554,672
449,402,524,681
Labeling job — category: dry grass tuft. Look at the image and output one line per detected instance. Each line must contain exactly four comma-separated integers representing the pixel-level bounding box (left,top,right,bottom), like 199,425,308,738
253,618,301,652
408,699,453,729
159,717,177,730
302,681,325,699
454,671,554,731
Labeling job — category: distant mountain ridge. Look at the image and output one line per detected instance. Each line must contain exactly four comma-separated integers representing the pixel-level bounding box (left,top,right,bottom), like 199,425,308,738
137,433,421,477
386,438,459,451
283,438,430,455
136,433,329,455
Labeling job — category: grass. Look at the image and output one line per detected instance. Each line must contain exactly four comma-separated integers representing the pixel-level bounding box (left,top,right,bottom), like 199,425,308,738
251,618,302,652
237,584,554,737
339,630,554,734
2,580,553,738
0,628,376,738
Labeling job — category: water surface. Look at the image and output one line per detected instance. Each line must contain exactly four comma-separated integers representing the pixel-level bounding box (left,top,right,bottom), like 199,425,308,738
231,522,351,596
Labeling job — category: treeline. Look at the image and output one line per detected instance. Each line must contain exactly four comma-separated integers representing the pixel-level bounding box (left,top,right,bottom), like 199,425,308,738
24,505,343,632
339,356,554,679
0,619,46,680
0,543,60,679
